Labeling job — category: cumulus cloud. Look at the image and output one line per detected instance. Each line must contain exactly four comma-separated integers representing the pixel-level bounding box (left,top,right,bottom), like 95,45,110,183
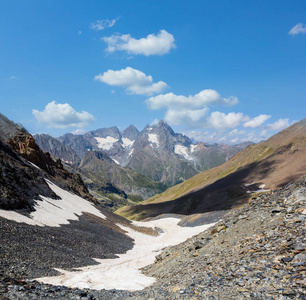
72,128,85,135
146,90,238,127
146,90,238,111
243,114,271,128
207,112,249,129
32,101,94,128
260,118,290,138
289,23,306,35
184,116,291,145
94,67,168,95
90,18,119,31
266,118,290,131
102,30,176,56
165,107,209,126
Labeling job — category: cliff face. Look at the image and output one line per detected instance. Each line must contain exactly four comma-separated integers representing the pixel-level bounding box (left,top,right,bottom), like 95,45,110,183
0,139,58,210
0,113,94,210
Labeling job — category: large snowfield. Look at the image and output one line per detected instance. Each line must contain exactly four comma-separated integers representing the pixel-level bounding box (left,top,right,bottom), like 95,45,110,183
0,181,214,291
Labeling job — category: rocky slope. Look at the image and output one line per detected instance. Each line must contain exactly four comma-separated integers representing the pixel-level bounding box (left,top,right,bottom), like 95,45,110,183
1,177,305,299
117,119,306,220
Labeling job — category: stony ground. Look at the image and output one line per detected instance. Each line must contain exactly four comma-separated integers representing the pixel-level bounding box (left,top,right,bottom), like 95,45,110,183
1,177,305,299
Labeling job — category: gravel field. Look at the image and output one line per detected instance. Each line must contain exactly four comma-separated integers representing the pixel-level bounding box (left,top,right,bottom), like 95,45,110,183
1,177,305,299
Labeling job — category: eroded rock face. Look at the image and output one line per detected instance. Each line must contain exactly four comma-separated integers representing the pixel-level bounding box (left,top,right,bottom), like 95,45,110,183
0,139,58,211
0,113,94,209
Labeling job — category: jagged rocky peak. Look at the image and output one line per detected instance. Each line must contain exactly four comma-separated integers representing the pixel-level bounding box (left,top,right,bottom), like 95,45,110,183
34,134,80,164
0,113,30,143
141,120,193,152
88,126,121,139
121,125,139,141
58,133,93,158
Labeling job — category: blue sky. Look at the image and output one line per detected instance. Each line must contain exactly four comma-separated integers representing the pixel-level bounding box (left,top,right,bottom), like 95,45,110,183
1,0,305,143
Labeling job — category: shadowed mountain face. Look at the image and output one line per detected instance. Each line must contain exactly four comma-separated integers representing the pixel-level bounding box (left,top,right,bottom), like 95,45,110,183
0,113,94,210
117,119,306,220
0,139,58,210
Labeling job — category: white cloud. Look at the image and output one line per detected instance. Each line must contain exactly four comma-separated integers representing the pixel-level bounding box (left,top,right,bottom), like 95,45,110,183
207,112,248,129
146,90,238,110
184,116,291,145
243,114,271,128
72,128,85,135
165,107,209,126
90,18,119,31
146,90,238,127
94,67,168,96
266,118,290,131
151,119,159,126
260,118,290,138
102,30,176,56
33,101,94,129
289,23,306,35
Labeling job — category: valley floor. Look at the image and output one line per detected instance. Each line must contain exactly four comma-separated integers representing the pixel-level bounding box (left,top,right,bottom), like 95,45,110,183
1,177,305,299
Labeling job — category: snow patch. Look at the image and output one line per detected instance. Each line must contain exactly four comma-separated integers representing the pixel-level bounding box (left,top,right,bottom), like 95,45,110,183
122,137,134,149
0,180,106,227
128,148,134,157
95,136,118,150
29,162,41,169
174,145,194,161
190,144,198,153
111,158,120,165
148,134,159,147
36,218,215,291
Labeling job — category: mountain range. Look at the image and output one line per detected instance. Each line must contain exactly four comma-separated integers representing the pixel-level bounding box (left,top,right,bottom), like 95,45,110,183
34,120,251,208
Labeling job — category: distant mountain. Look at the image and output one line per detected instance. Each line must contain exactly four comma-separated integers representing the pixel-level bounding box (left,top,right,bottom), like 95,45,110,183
117,119,306,220
34,132,167,208
34,133,80,164
58,120,251,187
77,150,167,201
58,133,93,158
